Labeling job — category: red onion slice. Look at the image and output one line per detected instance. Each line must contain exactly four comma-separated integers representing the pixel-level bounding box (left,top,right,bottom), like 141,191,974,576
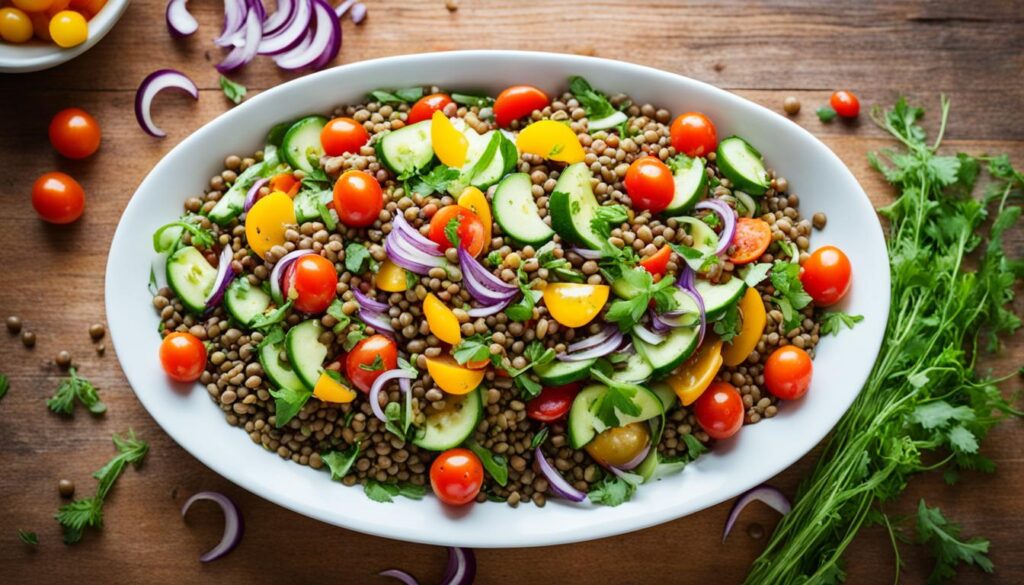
569,246,603,260
214,0,248,47
392,215,442,254
181,491,244,562
349,1,366,23
466,297,514,318
442,547,476,585
676,265,707,347
385,231,446,274
556,330,624,362
566,326,617,353
258,0,311,55
722,484,791,543
353,288,388,313
217,0,264,73
457,246,517,294
695,198,737,255
368,368,416,422
135,69,199,138
205,245,236,309
612,442,650,471
273,0,339,71
269,250,315,304
333,0,356,18
631,323,665,345
262,0,294,34
535,446,586,502
166,0,198,37
243,178,269,212
379,569,419,585
359,307,394,334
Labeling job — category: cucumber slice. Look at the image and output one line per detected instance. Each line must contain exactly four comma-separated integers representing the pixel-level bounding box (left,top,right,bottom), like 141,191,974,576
588,110,627,132
208,145,281,225
633,324,700,379
412,388,483,451
672,216,720,273
224,278,272,326
611,351,653,384
166,246,217,314
534,357,595,386
568,384,664,449
284,320,328,389
281,116,328,174
491,173,555,246
716,136,771,195
635,448,659,482
663,155,707,215
293,189,331,223
610,266,647,299
650,381,677,412
549,163,604,249
694,277,746,321
376,120,434,176
259,332,305,391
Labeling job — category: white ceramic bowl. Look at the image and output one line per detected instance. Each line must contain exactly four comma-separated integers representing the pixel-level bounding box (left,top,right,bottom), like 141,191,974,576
106,51,890,548
0,0,130,73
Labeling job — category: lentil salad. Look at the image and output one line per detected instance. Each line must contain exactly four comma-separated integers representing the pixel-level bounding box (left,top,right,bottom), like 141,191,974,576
150,77,852,508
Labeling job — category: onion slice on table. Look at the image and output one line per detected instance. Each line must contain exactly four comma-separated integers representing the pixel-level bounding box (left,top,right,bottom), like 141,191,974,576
242,178,269,212
165,0,198,37
135,69,199,138
217,0,265,73
349,1,367,24
214,0,248,47
204,245,236,309
257,0,312,55
379,569,419,585
269,249,315,304
557,329,624,362
333,0,356,18
262,0,294,34
722,484,791,543
535,446,586,502
273,0,340,71
380,547,476,585
368,368,416,422
695,198,738,254
181,491,244,562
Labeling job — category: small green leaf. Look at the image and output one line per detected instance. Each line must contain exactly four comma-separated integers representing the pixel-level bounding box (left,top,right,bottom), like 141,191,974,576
817,106,837,123
322,442,361,480
219,75,247,105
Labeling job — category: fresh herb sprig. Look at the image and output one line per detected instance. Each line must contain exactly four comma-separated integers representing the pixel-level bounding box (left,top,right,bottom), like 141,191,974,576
47,368,106,416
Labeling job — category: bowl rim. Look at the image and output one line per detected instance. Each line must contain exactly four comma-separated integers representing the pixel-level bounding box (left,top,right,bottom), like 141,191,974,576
105,50,891,548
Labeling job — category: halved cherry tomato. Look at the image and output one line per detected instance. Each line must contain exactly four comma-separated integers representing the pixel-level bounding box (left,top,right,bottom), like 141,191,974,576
624,156,675,213
428,205,486,257
693,381,744,440
287,254,337,314
669,112,717,157
320,117,369,156
431,110,469,167
542,283,609,328
375,259,409,292
408,93,453,124
494,85,550,128
727,218,772,265
515,120,585,164
48,107,100,159
526,382,581,422
346,335,398,393
425,356,485,395
456,186,491,253
159,332,207,383
764,345,813,400
269,173,300,198
666,336,724,406
333,170,383,228
585,422,650,467
830,90,860,119
721,288,767,367
245,191,295,257
639,245,672,277
800,245,851,306
430,448,483,506
313,371,356,403
32,172,85,224
424,292,461,345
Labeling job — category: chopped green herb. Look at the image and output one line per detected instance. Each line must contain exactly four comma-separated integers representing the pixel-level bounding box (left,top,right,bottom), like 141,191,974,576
530,427,549,449
363,479,426,503
18,529,38,546
569,76,616,120
816,105,838,123
444,216,462,248
452,334,495,365
219,75,247,105
407,165,461,197
369,87,424,104
0,373,8,403
322,441,361,481
819,311,864,336
344,242,375,274
588,473,639,507
269,385,312,428
250,301,293,332
358,355,384,372
451,93,494,108
603,267,676,332
486,250,503,267
152,215,215,252
713,301,742,343
47,368,105,416
465,439,509,487
404,269,419,290
768,260,813,331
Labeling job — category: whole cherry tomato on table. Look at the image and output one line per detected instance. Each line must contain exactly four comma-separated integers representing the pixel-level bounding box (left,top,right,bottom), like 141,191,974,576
669,112,717,157
430,448,484,506
694,381,744,440
49,107,101,159
345,334,398,392
493,85,550,128
408,93,454,124
624,156,674,213
639,245,673,277
160,332,207,383
320,117,370,156
800,245,852,306
285,254,338,314
830,90,860,119
526,382,581,422
333,170,383,228
428,205,486,257
32,171,85,224
764,345,813,400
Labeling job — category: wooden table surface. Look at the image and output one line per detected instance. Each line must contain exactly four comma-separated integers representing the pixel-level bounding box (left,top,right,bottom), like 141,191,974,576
1,0,1022,583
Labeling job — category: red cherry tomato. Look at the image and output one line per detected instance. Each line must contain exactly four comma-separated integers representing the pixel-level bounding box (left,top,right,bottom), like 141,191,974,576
159,332,208,383
287,254,338,314
639,245,672,277
429,448,483,506
428,205,486,257
764,345,813,400
345,334,398,392
727,218,772,265
624,156,675,213
49,107,101,159
526,382,581,422
268,172,300,198
493,85,550,128
800,245,852,306
333,170,383,228
693,381,744,440
830,91,860,119
407,93,454,124
32,171,85,224
320,117,370,156
669,112,717,157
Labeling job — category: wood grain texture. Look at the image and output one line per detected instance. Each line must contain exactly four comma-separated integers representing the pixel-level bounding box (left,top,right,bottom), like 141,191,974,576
1,0,1022,583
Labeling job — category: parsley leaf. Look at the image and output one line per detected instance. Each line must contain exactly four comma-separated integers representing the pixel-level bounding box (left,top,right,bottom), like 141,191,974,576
18,529,38,545
506,268,542,322
589,369,642,430
359,355,384,371
444,216,462,248
342,321,368,351
219,75,247,105
916,501,993,584
322,441,361,481
465,439,509,487
590,204,629,239
408,165,461,197
530,427,549,449
364,479,426,503
817,105,837,122
769,260,812,331
47,368,105,416
405,269,419,290
741,263,772,287
569,76,616,120
819,311,864,336
451,93,495,108
250,301,292,332
588,473,638,507
604,267,677,332
269,385,312,428
452,334,495,365
713,301,742,343
0,373,8,403
344,242,375,274
486,250,503,266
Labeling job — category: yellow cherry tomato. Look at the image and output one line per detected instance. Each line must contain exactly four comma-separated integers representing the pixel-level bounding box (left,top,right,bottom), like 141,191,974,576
376,259,409,292
313,371,356,403
666,336,724,406
457,186,491,253
49,10,87,48
585,422,650,467
245,191,296,258
13,0,53,11
542,283,609,328
431,110,469,168
721,288,767,367
0,8,33,43
515,120,585,164
425,356,485,395
424,292,461,346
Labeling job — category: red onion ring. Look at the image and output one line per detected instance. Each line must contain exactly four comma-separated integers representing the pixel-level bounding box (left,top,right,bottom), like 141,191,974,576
135,69,199,138
631,323,665,345
457,246,517,294
262,0,294,34
273,0,340,71
333,0,356,18
257,0,311,55
722,484,791,543
569,246,603,260
217,0,264,73
214,0,248,47
165,0,198,37
535,446,586,502
359,307,395,334
612,441,650,471
349,1,367,23
269,249,315,304
353,288,388,313
466,297,514,318
567,326,616,353
556,330,624,362
205,245,236,309
385,231,446,274
368,368,416,422
242,177,269,212
379,569,419,585
695,198,737,255
442,547,476,585
181,491,244,562
676,265,707,347
392,215,442,253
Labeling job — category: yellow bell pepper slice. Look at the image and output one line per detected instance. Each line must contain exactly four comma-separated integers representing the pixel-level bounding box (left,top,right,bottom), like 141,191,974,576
542,283,609,328
516,120,585,164
425,356,485,395
376,259,409,292
424,293,462,345
666,336,724,406
431,110,469,168
245,191,296,258
457,186,491,252
313,371,357,403
721,288,767,367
